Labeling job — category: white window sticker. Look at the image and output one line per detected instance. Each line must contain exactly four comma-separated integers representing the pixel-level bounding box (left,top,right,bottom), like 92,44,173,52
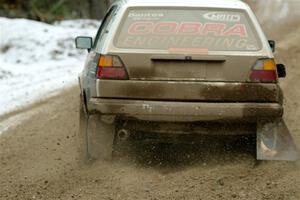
203,12,241,22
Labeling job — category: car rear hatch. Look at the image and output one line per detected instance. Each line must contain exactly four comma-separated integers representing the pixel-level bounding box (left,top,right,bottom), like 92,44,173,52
95,7,280,102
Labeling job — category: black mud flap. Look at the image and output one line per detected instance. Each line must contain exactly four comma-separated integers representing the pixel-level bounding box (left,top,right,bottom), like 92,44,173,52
257,119,299,161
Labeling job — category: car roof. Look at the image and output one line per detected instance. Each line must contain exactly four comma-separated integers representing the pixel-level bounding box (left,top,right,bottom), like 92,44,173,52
119,0,249,9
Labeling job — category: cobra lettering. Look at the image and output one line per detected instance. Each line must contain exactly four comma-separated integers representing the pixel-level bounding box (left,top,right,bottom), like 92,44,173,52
128,22,248,37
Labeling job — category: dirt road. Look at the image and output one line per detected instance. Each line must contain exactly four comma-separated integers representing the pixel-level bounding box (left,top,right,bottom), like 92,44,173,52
1,2,300,200
1,40,300,200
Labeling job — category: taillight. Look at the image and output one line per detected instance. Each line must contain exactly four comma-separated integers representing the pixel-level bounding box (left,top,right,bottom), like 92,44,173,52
249,59,277,82
97,55,128,79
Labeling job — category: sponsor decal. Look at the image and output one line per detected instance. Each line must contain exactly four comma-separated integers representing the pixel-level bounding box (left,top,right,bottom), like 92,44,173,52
128,12,164,20
120,35,250,50
203,12,241,22
129,12,164,18
128,21,248,37
168,48,208,54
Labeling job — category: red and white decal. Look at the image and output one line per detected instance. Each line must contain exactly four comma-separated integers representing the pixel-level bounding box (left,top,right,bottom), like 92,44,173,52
223,24,248,37
178,22,202,35
153,22,178,35
128,21,248,37
168,48,208,54
202,23,226,36
128,22,154,35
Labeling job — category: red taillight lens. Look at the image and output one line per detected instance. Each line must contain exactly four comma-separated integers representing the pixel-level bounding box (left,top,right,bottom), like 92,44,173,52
249,59,277,82
98,68,127,79
97,55,128,80
250,70,277,81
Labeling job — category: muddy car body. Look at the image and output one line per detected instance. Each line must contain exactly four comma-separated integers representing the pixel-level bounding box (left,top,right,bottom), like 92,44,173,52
76,0,298,161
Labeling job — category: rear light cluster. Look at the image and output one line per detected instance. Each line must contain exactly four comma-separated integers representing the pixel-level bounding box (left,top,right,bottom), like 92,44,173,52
250,59,277,82
97,55,128,79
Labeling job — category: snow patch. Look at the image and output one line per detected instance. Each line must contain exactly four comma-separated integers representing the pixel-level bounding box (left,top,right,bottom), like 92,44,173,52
0,109,37,135
0,17,99,116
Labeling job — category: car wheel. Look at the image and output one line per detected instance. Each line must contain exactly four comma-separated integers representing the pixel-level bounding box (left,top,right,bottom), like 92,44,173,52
78,95,115,162
87,114,115,161
78,95,89,163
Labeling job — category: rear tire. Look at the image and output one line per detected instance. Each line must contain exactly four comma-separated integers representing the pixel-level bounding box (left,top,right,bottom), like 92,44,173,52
78,96,89,163
87,114,115,160
78,95,115,162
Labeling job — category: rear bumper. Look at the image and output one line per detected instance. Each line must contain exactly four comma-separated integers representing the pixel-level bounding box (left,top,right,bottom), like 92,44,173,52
88,98,283,122
96,80,281,102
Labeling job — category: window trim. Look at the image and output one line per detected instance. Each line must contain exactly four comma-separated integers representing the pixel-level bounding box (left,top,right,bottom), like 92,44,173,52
92,5,118,49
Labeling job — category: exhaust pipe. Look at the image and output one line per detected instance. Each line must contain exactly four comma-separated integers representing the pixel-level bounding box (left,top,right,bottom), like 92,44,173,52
117,129,130,141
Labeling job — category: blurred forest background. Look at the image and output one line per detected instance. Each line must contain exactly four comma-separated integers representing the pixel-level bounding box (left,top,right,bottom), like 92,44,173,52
0,0,257,22
0,0,114,22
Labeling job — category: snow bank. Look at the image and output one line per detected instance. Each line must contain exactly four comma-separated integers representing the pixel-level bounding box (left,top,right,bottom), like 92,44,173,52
0,18,99,116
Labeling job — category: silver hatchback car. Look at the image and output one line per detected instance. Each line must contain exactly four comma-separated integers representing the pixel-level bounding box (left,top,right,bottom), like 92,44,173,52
76,0,298,161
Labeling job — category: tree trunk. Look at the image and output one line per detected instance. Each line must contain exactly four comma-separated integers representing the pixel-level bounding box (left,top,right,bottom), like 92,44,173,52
88,0,108,19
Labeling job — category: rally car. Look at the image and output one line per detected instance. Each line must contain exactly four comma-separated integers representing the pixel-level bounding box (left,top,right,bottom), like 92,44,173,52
76,0,298,161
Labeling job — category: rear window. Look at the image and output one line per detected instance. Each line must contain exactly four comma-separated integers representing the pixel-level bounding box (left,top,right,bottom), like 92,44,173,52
114,8,262,52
